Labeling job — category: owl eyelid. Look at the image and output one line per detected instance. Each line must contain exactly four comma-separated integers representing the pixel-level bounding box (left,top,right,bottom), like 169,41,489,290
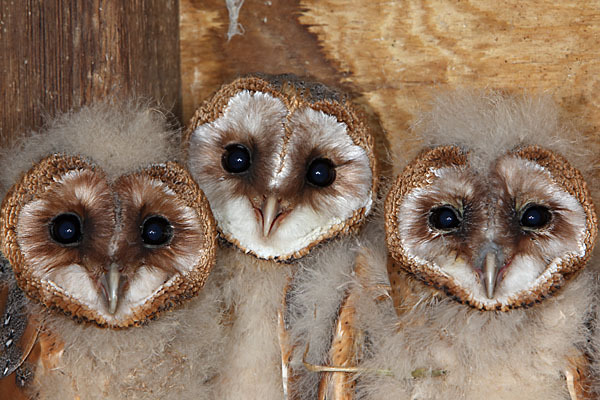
140,214,174,248
221,143,253,174
48,212,84,247
428,205,463,232
518,203,553,232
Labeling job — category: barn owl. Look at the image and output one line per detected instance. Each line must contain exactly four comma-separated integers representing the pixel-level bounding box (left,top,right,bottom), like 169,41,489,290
184,74,378,399
345,91,598,400
0,101,224,400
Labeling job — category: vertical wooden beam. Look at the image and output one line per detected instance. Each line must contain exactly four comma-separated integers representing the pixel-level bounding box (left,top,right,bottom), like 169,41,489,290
0,0,181,144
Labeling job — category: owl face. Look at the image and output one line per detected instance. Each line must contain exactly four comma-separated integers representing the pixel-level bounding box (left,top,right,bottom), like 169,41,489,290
386,145,597,311
1,155,216,328
185,76,377,261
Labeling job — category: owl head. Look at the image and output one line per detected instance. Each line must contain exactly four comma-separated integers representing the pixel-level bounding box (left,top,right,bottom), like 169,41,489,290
385,91,598,311
184,75,377,261
0,101,217,328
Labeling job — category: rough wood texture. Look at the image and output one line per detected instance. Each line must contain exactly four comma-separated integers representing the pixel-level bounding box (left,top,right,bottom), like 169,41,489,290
0,0,180,145
180,0,347,124
180,0,600,169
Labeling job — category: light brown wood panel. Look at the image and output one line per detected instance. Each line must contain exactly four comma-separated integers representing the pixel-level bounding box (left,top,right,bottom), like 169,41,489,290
0,0,180,144
180,0,346,121
180,0,600,174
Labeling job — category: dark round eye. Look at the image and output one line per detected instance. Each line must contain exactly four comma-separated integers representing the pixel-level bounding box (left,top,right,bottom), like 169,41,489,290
429,206,461,231
49,213,83,246
221,144,252,174
520,205,552,230
140,215,173,247
306,158,336,187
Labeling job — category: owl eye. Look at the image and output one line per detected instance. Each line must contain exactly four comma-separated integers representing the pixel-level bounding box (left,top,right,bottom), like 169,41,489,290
49,213,83,246
429,206,462,231
306,158,336,187
140,215,174,247
222,144,252,174
520,204,552,230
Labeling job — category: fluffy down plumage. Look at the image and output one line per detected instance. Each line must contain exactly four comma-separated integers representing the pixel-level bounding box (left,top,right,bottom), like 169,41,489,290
183,75,379,399
285,213,389,400
342,91,599,399
27,274,225,400
0,101,224,399
206,248,293,399
0,100,178,193
392,90,598,178
355,268,596,399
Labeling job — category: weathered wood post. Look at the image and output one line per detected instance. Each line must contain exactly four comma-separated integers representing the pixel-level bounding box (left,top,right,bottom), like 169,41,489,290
0,0,181,145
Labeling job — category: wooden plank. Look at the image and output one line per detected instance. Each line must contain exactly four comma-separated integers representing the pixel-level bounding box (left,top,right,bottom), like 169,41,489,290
180,0,600,170
0,0,181,145
180,0,346,124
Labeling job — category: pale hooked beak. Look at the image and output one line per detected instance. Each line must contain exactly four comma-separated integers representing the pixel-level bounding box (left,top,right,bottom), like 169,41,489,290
261,196,283,237
101,263,122,315
483,251,499,299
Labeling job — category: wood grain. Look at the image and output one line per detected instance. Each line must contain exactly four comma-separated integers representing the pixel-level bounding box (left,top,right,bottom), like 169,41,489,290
180,0,347,124
0,0,180,145
180,0,600,172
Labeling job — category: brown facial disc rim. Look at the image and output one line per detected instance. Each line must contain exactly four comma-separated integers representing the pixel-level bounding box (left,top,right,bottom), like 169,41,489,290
384,145,597,312
0,154,108,324
110,161,218,328
1,155,218,328
183,75,378,262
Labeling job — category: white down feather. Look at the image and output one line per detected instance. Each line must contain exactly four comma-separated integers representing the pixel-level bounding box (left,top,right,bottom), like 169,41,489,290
355,90,600,399
30,271,226,400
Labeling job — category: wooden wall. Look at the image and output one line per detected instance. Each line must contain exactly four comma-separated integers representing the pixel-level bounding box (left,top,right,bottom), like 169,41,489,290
180,0,600,172
0,0,180,144
2,1,598,166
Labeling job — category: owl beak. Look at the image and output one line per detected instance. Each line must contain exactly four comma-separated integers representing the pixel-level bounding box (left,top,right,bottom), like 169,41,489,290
100,263,122,315
483,251,499,299
261,196,283,237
